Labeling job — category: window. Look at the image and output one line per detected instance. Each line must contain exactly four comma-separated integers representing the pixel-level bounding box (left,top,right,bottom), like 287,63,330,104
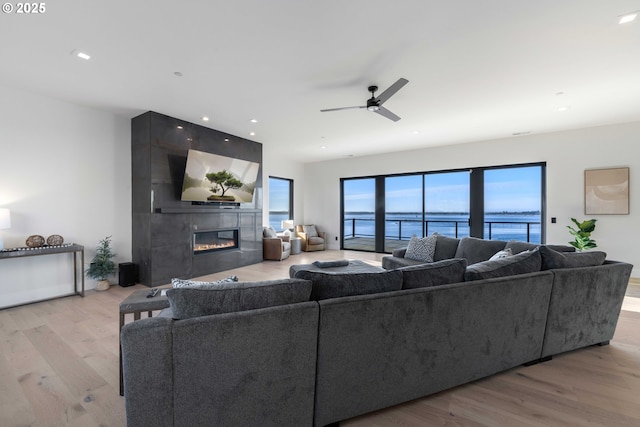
484,165,542,243
342,178,376,250
268,177,293,231
340,163,545,252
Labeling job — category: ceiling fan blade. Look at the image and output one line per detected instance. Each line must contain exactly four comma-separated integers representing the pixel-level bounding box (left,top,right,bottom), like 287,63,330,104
375,106,401,122
320,106,366,112
375,78,409,105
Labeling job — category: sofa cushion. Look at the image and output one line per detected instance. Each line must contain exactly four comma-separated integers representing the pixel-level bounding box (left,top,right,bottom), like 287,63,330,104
404,234,436,262
293,269,403,301
464,248,542,281
171,275,238,288
166,278,312,319
308,236,324,245
433,233,460,261
454,237,507,265
399,258,467,289
505,240,576,254
538,246,606,270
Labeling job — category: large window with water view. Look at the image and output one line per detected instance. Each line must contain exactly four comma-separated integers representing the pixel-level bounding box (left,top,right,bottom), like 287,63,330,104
268,177,293,231
343,178,376,251
484,166,542,243
341,163,544,252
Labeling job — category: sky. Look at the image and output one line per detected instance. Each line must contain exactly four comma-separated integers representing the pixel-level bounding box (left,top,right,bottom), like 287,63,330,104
344,166,542,213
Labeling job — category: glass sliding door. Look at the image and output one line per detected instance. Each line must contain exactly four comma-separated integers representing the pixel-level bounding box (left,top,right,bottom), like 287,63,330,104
424,171,470,238
484,165,543,243
384,175,423,252
342,178,376,251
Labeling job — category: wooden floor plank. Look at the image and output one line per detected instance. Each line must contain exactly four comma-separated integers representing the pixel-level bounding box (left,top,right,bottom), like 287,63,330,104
0,249,639,426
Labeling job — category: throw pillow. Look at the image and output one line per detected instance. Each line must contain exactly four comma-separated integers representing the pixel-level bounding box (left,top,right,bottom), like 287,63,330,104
312,259,350,268
489,247,513,260
464,248,542,281
263,226,277,238
433,233,460,261
166,278,312,319
404,234,436,263
400,258,467,289
292,269,403,301
538,246,606,270
454,237,508,265
302,225,318,237
171,275,239,288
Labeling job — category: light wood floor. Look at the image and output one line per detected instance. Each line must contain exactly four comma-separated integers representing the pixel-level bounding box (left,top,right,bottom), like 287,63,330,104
1,250,639,426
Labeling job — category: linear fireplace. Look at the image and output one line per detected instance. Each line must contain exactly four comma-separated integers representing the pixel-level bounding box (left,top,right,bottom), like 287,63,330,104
194,229,239,254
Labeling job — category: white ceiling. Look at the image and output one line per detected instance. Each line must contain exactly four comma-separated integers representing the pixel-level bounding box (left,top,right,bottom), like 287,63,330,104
1,1,639,162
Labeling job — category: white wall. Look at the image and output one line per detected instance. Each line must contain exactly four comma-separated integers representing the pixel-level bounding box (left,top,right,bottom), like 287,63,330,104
304,121,640,277
261,148,306,227
0,84,131,307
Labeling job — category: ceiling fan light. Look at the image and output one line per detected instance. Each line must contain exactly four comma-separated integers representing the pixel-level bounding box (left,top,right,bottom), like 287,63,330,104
367,105,379,112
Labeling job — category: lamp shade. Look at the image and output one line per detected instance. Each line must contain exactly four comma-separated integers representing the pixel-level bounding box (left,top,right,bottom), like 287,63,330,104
281,220,294,230
0,209,10,229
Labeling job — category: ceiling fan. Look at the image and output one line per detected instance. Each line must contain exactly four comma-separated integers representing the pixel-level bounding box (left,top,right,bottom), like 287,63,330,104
321,78,409,122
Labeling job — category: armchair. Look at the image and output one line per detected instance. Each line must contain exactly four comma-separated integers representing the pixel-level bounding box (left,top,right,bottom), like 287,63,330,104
295,225,326,252
263,227,291,261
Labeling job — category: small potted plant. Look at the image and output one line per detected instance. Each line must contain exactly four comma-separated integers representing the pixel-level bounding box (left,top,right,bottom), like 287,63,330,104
86,236,116,291
567,218,597,251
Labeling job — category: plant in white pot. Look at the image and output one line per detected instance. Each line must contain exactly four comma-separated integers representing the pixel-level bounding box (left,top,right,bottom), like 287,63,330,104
86,236,116,291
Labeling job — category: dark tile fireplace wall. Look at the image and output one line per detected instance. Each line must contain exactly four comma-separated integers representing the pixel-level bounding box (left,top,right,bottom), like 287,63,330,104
131,111,263,286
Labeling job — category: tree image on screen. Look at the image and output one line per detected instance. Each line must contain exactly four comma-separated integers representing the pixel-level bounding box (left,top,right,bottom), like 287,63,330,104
206,170,243,201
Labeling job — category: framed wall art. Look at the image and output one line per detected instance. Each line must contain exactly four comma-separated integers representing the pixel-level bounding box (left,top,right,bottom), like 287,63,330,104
584,167,629,215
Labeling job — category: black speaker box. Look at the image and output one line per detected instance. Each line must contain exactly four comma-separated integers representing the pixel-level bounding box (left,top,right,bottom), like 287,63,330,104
118,262,137,287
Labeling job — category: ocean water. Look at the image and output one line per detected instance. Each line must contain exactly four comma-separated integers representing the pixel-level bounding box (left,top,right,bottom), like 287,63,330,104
345,212,542,243
269,212,542,243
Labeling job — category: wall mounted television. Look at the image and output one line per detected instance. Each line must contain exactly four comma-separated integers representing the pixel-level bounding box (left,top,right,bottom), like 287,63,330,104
180,149,260,204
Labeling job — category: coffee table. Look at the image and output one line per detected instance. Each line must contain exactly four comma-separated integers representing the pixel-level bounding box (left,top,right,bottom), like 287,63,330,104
119,288,170,396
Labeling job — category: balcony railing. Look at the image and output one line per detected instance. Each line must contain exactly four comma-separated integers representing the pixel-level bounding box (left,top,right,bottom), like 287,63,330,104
343,218,541,243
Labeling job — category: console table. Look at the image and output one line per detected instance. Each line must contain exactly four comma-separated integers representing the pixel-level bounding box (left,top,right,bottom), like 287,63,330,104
0,244,85,308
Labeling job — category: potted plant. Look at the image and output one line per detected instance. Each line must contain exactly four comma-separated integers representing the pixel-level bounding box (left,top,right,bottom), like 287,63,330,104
86,236,116,291
567,218,597,251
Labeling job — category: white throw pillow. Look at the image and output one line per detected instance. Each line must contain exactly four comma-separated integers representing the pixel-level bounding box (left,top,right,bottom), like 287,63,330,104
404,234,436,263
489,247,513,260
172,275,239,288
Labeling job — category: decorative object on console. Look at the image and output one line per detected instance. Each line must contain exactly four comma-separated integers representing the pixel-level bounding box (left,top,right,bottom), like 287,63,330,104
85,236,117,291
0,208,10,251
46,234,64,246
26,234,45,248
567,218,597,251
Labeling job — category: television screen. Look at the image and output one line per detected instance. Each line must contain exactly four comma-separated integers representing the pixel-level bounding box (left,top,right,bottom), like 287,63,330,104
180,149,260,203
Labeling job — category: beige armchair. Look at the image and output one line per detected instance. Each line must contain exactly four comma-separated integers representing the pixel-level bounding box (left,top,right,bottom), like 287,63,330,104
295,224,326,252
263,227,291,261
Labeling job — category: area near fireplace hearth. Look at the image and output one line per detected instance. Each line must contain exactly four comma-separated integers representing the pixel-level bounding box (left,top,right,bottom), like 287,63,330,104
131,111,263,286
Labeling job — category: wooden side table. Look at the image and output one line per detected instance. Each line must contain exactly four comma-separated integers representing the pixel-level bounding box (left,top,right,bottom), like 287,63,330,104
119,288,170,396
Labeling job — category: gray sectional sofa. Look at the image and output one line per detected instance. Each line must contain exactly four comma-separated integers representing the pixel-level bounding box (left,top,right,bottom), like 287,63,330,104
121,237,633,427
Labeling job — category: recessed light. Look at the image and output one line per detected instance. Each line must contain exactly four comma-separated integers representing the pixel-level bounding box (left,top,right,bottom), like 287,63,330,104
412,131,420,135
249,132,255,136
557,106,570,112
176,125,183,130
619,12,637,24
249,119,258,123
71,49,91,60
201,116,209,122
320,146,327,149
224,138,230,142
